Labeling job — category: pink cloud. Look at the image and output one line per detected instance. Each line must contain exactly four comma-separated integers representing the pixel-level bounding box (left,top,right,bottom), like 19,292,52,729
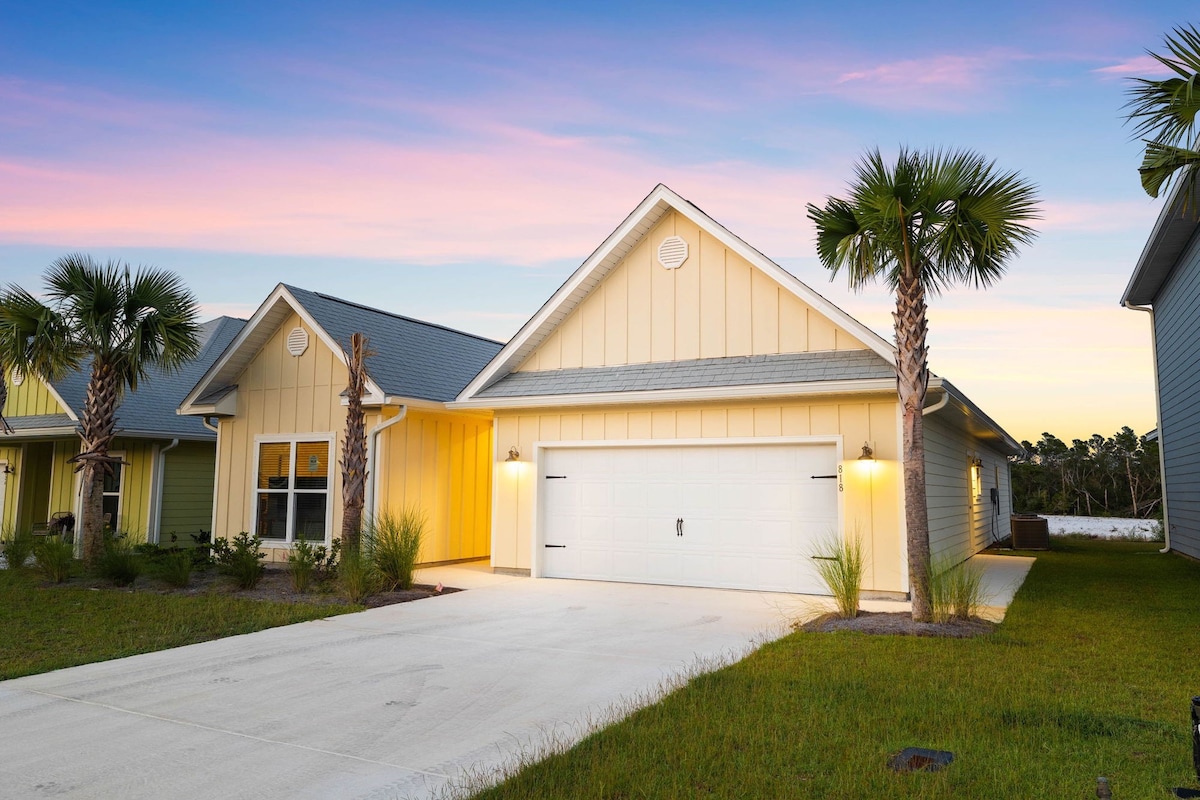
1093,54,1175,78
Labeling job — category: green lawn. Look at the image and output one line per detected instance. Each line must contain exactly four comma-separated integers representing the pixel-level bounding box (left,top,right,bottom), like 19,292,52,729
473,540,1200,799
0,569,358,680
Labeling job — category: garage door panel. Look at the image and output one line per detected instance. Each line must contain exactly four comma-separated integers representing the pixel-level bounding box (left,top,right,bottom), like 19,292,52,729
541,442,838,594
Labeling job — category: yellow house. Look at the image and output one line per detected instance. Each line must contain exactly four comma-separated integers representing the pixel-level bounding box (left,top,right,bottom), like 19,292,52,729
178,285,501,563
453,185,1019,597
0,317,245,546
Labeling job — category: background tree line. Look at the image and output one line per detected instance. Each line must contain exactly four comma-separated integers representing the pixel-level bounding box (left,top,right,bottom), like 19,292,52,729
1011,427,1161,518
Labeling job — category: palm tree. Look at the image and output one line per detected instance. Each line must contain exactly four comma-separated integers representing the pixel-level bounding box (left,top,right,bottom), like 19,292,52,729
1126,25,1200,202
0,254,200,564
340,332,371,553
806,148,1038,621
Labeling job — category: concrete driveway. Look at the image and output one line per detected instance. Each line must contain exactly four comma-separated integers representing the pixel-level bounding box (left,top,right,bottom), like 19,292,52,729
0,569,807,800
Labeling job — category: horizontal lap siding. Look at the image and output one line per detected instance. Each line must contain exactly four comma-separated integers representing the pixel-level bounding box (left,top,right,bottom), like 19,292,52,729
1155,232,1200,559
923,413,1012,565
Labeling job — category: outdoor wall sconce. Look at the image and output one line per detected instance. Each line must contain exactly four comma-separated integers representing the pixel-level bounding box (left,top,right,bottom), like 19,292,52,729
970,457,983,497
505,446,521,462
857,442,875,461
1,464,13,475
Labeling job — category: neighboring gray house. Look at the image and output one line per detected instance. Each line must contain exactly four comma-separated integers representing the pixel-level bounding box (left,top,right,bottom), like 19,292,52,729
1123,183,1200,559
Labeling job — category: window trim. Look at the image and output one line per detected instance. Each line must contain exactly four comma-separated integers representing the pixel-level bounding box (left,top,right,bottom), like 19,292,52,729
251,433,335,546
103,450,125,531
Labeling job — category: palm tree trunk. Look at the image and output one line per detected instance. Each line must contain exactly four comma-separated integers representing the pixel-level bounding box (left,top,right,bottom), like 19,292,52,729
340,333,369,553
894,271,933,622
75,360,120,565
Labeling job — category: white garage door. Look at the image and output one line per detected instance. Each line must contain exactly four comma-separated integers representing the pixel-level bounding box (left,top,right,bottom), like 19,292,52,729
539,442,840,593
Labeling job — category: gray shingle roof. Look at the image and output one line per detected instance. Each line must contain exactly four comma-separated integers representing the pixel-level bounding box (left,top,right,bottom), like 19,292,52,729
5,413,76,432
475,350,895,398
283,285,503,403
45,316,245,440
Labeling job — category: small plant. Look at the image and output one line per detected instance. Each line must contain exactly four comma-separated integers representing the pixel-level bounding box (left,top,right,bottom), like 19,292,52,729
338,548,377,604
190,530,214,566
155,550,194,588
211,531,266,589
287,540,319,593
97,534,144,586
365,508,425,591
2,528,35,570
33,535,75,583
810,530,866,619
930,556,988,623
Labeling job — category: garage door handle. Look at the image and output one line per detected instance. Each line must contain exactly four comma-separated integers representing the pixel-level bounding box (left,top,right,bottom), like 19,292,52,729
545,544,566,548
811,474,838,479
676,518,683,537
545,475,567,480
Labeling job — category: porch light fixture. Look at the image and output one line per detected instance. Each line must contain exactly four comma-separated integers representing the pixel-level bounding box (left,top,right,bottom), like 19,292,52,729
857,443,875,461
505,446,520,462
1,464,13,475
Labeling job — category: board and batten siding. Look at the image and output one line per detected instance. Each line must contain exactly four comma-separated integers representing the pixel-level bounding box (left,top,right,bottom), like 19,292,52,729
158,441,218,543
491,396,904,593
515,210,866,373
376,408,492,564
923,411,1013,565
4,369,66,418
212,311,492,563
1154,231,1200,560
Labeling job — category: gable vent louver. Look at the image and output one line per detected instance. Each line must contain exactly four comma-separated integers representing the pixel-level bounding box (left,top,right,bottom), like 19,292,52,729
10,366,23,386
657,236,689,270
286,327,309,357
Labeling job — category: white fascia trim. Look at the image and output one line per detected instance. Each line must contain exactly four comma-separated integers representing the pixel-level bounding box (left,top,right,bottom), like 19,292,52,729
40,379,79,422
178,284,384,415
451,378,898,410
457,184,897,403
1,426,80,439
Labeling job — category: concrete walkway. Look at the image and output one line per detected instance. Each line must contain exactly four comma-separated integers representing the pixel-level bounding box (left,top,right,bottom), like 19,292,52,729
0,554,1035,800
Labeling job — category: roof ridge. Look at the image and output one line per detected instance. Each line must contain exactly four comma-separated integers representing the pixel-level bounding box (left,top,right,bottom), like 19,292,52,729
283,284,504,347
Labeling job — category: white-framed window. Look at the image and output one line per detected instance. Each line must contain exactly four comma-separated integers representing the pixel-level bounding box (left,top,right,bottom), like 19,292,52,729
102,451,125,531
252,435,333,544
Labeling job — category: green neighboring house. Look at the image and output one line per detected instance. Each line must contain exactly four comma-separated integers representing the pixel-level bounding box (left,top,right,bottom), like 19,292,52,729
0,316,245,545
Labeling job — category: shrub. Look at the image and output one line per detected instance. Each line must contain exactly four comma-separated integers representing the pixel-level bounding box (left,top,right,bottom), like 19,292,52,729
365,508,425,591
33,535,75,583
811,531,866,619
930,556,989,623
2,528,35,570
287,540,318,593
97,535,144,586
338,548,377,604
156,550,194,588
211,531,265,589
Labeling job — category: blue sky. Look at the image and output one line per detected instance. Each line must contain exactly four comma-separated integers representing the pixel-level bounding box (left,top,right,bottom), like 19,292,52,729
0,1,1190,441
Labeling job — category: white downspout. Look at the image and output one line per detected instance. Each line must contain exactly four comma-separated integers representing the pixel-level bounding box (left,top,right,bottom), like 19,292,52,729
148,438,180,544
922,391,950,416
365,403,408,522
201,416,219,434
1125,300,1170,554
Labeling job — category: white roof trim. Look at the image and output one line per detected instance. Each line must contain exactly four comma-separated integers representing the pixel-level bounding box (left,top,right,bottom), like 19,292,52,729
457,184,896,402
449,377,898,410
178,284,383,416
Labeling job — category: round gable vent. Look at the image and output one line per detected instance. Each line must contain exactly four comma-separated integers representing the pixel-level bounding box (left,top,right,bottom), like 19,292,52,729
657,235,689,270
286,327,309,357
10,365,23,386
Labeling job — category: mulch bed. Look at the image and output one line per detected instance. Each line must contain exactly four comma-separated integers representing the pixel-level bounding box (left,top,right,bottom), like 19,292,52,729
801,611,996,638
73,565,461,608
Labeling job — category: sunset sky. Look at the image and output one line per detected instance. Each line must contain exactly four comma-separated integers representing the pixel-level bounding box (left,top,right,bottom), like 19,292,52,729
0,1,1189,443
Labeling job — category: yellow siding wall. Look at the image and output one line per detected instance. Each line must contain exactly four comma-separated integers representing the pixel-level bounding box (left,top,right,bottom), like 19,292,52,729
0,443,21,533
4,369,66,418
517,210,866,373
491,396,904,592
214,312,353,555
213,312,492,563
376,409,493,564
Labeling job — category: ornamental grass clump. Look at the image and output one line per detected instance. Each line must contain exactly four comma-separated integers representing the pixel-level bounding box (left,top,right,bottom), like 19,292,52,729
1,528,34,570
810,531,866,619
365,508,425,591
96,533,144,587
337,548,377,604
930,555,988,623
32,535,75,583
155,550,194,588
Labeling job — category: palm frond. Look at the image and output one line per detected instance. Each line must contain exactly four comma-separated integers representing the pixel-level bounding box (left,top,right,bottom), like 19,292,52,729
0,287,82,381
1138,140,1200,199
